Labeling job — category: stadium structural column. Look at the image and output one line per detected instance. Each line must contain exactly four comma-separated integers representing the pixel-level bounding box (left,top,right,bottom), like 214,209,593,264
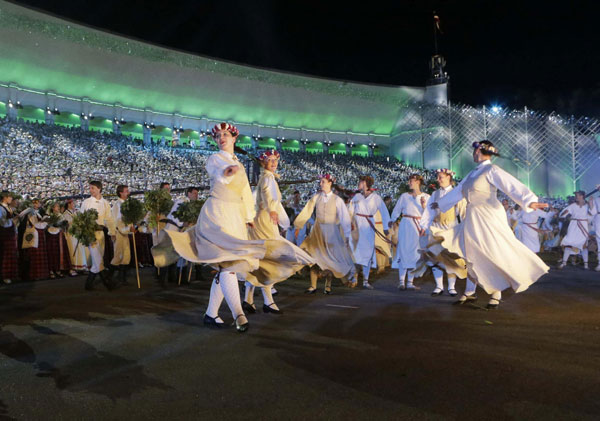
345,143,352,155
44,112,55,125
143,125,152,146
112,120,121,134
79,115,89,130
368,146,374,157
299,141,306,153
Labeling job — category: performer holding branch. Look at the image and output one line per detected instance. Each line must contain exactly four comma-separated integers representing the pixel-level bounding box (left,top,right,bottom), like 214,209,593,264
429,141,549,309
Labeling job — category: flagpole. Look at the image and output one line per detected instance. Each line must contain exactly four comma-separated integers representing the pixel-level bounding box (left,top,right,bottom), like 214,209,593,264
433,11,439,55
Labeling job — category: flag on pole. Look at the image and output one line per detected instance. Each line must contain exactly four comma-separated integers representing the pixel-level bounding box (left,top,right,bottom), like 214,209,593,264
433,13,443,34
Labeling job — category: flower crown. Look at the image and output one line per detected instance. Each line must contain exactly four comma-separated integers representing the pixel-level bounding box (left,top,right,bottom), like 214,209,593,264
211,122,239,138
319,174,336,183
435,168,456,177
472,141,499,156
258,149,280,161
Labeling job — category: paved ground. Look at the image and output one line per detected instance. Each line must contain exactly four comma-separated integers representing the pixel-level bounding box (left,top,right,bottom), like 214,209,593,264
0,255,599,420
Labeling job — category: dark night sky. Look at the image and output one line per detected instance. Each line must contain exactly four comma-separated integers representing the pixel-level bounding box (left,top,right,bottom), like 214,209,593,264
13,0,600,117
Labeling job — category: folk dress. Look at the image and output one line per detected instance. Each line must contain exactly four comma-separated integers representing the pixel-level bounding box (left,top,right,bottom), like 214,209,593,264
433,160,549,294
391,192,430,270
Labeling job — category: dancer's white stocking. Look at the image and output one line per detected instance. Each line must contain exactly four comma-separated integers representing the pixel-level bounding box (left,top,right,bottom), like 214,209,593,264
432,267,444,290
244,281,255,305
219,271,245,320
261,286,279,311
464,278,477,296
206,277,224,321
447,274,457,291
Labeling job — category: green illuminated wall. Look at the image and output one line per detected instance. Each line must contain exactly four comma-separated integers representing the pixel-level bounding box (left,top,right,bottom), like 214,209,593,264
0,0,424,138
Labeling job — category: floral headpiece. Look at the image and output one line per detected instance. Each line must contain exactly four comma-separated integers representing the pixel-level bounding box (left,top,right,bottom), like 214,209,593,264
258,149,280,161
472,141,499,156
211,122,239,138
435,168,456,177
319,174,336,183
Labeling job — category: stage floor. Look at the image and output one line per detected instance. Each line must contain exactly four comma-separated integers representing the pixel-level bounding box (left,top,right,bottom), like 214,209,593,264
1,256,599,420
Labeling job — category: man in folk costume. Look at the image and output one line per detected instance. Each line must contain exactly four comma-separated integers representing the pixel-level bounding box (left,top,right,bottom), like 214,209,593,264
429,140,549,309
418,168,467,297
390,174,430,290
518,204,550,253
22,198,50,281
244,149,313,314
109,185,134,285
160,186,199,286
349,175,390,290
62,199,88,275
558,191,592,270
589,185,600,271
0,191,19,285
294,174,356,293
81,181,117,291
154,123,311,332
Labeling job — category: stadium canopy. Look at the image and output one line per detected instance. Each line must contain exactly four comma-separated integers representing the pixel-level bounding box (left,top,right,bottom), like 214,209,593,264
0,0,425,146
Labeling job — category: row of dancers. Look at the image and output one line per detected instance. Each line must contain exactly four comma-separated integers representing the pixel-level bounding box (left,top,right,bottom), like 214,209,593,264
151,123,570,333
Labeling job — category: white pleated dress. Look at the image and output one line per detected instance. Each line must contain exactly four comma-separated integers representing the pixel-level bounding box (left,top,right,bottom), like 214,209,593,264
391,192,430,270
433,160,549,294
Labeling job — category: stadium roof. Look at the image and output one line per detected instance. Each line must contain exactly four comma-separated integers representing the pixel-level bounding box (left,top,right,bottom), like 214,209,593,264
0,0,425,137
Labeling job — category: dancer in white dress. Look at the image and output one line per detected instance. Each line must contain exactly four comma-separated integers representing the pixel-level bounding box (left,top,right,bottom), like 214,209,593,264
243,149,314,314
589,185,600,271
519,207,549,253
390,174,430,290
429,140,549,309
153,123,311,332
294,174,356,294
418,168,467,297
350,176,390,290
558,191,592,270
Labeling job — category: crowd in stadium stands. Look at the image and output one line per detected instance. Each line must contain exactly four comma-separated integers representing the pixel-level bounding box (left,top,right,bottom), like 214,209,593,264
0,117,593,285
0,117,434,200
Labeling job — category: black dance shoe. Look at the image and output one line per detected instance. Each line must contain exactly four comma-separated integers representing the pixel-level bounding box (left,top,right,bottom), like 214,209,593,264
263,304,283,315
234,315,249,333
203,314,224,329
242,301,257,314
431,288,443,297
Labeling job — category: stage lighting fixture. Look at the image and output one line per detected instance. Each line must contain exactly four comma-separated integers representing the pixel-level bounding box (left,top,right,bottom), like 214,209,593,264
491,105,502,113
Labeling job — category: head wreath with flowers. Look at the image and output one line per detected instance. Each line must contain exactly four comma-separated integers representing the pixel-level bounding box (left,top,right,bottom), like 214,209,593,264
211,122,239,138
258,149,280,162
435,168,456,178
319,174,336,183
472,140,500,156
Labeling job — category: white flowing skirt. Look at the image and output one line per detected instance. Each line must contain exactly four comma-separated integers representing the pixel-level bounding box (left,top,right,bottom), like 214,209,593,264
432,204,549,294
